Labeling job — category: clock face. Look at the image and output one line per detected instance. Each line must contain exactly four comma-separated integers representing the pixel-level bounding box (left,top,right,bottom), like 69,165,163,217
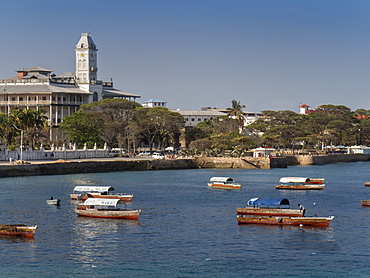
80,53,85,57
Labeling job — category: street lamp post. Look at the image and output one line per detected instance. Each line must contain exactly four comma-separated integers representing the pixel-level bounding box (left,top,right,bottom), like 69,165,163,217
13,125,23,161
358,129,361,146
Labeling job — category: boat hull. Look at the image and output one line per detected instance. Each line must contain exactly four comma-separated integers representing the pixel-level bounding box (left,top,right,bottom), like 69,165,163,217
76,208,141,220
236,207,303,217
361,200,370,206
364,182,370,187
237,216,334,227
275,185,325,190
70,193,134,202
207,183,241,190
46,199,60,205
0,225,37,237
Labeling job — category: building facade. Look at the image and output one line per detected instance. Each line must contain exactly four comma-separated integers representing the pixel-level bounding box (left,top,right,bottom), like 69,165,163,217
0,33,140,126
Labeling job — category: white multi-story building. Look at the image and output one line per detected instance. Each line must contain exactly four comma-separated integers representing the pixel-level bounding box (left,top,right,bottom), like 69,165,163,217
0,33,140,126
175,110,226,127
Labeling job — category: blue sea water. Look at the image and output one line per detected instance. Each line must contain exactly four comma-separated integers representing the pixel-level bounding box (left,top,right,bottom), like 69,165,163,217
0,161,370,277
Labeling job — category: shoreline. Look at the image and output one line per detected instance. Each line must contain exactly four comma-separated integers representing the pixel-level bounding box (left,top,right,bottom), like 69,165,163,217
0,154,369,178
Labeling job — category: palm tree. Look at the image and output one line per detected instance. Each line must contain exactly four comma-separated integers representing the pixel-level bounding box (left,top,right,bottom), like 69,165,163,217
227,100,246,131
8,107,49,149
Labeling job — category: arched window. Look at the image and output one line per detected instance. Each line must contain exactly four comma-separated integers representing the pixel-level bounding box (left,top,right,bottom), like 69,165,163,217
93,92,98,102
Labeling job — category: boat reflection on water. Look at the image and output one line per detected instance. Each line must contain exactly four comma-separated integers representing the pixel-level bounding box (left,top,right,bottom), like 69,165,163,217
0,235,36,243
73,217,140,240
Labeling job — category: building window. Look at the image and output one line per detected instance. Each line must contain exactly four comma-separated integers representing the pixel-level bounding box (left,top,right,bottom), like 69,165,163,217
52,97,55,101
198,118,201,121
185,118,188,121
191,118,195,121
19,97,23,101
11,97,15,101
42,97,46,100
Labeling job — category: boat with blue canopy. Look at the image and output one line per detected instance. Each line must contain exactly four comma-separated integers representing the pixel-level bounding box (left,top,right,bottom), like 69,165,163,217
236,197,304,216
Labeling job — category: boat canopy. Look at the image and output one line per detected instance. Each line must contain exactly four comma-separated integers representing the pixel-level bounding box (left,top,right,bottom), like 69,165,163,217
83,198,123,206
73,186,115,193
247,197,290,206
279,177,310,183
209,177,235,182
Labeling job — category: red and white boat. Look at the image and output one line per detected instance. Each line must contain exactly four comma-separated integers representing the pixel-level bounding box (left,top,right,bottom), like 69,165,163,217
361,200,370,206
207,177,242,190
275,177,325,190
236,197,304,217
70,186,134,202
76,198,141,220
0,224,37,237
237,215,334,227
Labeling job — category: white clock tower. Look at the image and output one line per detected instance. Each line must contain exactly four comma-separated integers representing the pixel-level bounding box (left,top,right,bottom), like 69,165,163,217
75,32,98,85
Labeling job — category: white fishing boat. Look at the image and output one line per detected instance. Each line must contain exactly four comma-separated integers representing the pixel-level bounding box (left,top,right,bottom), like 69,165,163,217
76,198,141,220
276,177,325,190
207,177,242,190
70,186,134,201
46,198,60,206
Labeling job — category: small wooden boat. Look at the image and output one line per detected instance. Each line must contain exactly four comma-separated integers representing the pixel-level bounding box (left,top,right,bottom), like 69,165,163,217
364,182,370,187
0,224,37,237
70,186,134,202
207,177,242,190
275,177,325,190
76,198,141,220
361,200,370,206
236,197,304,217
236,215,334,227
46,198,60,206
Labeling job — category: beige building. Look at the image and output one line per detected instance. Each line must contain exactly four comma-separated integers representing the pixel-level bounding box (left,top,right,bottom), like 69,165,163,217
0,33,140,126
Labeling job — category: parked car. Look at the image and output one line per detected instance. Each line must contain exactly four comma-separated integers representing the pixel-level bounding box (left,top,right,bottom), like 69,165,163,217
108,149,129,157
138,151,152,156
152,153,165,160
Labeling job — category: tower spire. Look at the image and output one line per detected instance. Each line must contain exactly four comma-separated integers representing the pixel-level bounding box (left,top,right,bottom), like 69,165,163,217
75,32,98,84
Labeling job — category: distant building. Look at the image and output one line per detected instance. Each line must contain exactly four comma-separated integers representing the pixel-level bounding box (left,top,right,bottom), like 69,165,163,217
0,32,140,126
142,98,167,108
242,112,263,126
299,104,329,115
175,110,226,127
347,146,370,154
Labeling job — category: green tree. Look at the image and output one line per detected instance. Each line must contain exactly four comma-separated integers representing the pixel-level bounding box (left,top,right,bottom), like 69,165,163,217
60,111,104,148
60,99,141,148
128,107,184,152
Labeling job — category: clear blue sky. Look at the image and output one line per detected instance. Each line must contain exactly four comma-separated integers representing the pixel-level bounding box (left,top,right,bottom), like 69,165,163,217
1,0,370,112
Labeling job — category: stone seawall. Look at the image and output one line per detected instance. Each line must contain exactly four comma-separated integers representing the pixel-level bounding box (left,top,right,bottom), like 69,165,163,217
285,154,370,165
0,154,369,178
194,157,268,169
0,159,198,178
